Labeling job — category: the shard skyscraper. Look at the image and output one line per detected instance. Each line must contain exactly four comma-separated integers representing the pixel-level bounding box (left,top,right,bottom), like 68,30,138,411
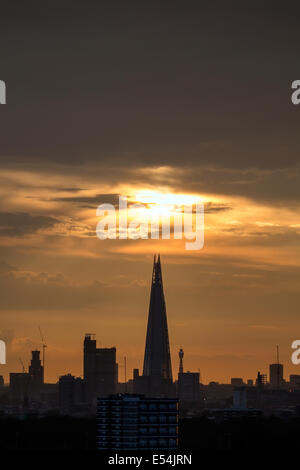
143,255,173,396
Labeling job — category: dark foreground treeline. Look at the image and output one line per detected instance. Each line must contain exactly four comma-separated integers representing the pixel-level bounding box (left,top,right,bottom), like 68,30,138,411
0,415,300,450
180,416,300,450
0,416,96,450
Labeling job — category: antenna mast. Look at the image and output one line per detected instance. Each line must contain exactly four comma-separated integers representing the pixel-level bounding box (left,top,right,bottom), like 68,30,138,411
124,356,127,392
38,326,47,382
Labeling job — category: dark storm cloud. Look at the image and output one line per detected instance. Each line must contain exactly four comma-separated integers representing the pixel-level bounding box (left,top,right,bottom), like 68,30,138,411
52,193,120,208
50,187,86,193
162,166,300,204
0,0,300,175
2,1,300,383
204,203,231,213
0,212,58,236
51,194,231,212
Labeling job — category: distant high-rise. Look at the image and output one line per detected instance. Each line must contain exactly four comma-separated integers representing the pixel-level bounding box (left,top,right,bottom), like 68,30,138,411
142,255,173,396
177,349,201,403
84,334,118,404
59,374,85,415
289,374,300,391
269,363,284,389
256,371,267,388
9,372,30,404
29,350,43,385
28,350,44,402
269,346,284,389
178,372,200,403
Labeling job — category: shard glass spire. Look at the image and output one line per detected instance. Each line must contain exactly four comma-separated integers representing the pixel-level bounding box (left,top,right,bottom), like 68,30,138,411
143,254,173,382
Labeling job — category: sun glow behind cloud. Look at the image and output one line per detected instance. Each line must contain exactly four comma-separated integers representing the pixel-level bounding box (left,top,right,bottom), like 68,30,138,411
128,189,206,222
1,165,300,382
133,190,205,206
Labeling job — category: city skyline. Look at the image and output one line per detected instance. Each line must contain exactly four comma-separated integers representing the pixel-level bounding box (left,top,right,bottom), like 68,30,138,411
1,2,300,385
1,1,300,454
0,256,297,387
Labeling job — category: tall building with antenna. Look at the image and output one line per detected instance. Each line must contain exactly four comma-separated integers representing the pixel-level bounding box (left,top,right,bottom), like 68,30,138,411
179,348,184,374
28,350,44,401
29,350,43,385
177,348,200,403
142,255,173,397
269,345,284,389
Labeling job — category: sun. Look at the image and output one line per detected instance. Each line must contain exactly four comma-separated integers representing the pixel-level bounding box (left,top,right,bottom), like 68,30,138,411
127,190,206,220
133,190,204,207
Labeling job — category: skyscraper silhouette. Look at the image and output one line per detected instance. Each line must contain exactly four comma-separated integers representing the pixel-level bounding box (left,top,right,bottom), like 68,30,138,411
84,334,118,405
143,255,173,396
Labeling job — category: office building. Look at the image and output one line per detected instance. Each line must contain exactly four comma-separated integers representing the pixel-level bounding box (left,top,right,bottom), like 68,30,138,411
178,372,200,403
98,394,178,450
29,350,43,384
28,350,44,402
256,371,267,388
269,363,284,389
84,334,118,404
177,348,200,402
289,374,300,391
9,373,30,404
59,374,85,415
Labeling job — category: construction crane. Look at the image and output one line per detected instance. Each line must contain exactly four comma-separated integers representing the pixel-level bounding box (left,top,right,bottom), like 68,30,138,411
19,357,25,373
38,326,47,381
124,356,127,393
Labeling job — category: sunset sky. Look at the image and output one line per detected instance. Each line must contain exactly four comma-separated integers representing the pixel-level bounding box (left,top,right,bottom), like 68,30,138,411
1,1,300,384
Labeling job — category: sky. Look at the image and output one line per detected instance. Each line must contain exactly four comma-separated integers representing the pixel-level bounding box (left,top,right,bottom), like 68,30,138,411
1,1,300,384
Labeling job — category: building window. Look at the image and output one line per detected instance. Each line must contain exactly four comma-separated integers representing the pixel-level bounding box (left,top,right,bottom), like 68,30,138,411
159,438,167,447
149,439,157,447
168,415,177,423
169,438,177,448
149,415,158,423
169,426,177,435
139,439,147,448
168,403,177,410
